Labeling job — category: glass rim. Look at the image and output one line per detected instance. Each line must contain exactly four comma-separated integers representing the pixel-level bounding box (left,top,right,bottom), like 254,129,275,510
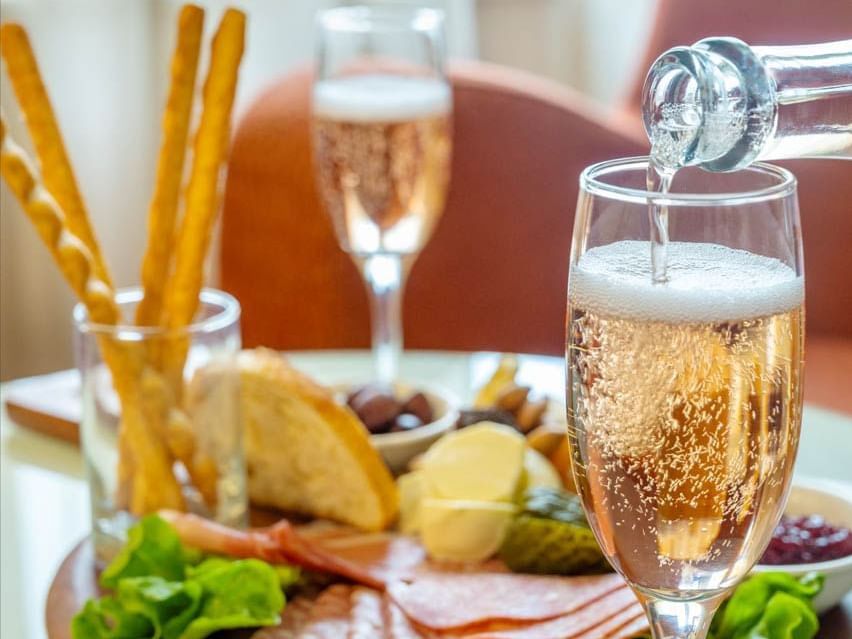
580,156,798,207
317,5,444,34
73,287,240,338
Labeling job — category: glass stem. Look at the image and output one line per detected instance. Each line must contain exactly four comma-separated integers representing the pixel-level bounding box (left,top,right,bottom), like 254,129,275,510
638,592,726,639
359,253,406,386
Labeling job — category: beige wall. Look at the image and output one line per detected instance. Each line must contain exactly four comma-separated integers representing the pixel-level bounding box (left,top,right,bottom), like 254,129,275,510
0,0,654,380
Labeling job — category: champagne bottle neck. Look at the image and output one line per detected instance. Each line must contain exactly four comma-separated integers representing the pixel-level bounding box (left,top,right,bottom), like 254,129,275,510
642,37,852,171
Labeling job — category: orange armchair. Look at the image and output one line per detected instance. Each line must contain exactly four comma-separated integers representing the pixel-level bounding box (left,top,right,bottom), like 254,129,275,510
220,2,851,413
221,62,646,356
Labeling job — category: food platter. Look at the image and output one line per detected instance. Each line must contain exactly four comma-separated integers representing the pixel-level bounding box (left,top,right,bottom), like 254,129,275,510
20,351,852,639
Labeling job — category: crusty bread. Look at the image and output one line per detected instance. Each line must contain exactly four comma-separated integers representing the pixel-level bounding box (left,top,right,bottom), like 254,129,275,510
189,348,398,531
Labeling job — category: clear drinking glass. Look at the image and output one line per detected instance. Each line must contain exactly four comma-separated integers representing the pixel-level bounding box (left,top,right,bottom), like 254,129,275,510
74,287,246,562
312,5,452,385
566,158,804,637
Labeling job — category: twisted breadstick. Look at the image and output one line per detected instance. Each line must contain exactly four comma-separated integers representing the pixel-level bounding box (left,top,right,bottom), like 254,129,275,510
0,114,184,514
0,23,113,287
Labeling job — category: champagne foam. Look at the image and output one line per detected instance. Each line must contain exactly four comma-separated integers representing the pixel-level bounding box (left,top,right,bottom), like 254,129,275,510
313,74,451,122
570,240,803,323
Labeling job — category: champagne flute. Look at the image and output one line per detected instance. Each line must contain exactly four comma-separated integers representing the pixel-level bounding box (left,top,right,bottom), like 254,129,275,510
566,158,804,638
312,5,452,385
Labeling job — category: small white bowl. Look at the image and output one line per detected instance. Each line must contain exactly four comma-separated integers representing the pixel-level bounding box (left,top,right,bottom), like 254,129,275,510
337,382,459,473
752,477,852,614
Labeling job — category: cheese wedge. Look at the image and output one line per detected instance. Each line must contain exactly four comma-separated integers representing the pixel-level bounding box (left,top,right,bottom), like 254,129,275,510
188,348,398,531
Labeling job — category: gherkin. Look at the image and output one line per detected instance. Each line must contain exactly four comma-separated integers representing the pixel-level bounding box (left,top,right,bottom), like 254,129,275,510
500,488,611,575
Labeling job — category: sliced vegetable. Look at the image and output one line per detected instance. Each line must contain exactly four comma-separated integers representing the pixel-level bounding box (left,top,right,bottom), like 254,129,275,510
499,488,608,575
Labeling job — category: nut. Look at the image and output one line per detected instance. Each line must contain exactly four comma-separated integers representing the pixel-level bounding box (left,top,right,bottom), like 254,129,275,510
456,409,517,430
516,398,548,433
495,384,530,413
402,392,433,424
350,387,401,433
525,422,566,457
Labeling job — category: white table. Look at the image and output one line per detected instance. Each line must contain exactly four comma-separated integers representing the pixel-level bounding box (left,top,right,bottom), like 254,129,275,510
2,350,851,639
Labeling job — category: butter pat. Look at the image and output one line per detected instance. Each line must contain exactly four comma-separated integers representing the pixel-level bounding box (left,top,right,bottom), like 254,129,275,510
420,422,526,502
420,498,516,562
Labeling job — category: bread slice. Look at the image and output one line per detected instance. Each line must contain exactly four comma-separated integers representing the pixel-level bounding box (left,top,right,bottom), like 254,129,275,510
189,348,398,531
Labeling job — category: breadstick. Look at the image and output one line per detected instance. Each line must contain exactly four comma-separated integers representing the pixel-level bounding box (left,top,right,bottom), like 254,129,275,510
163,8,245,333
135,5,204,327
157,8,244,506
0,23,112,287
0,115,184,514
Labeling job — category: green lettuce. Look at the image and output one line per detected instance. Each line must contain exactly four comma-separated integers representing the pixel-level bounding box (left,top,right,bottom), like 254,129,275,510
632,572,822,639
100,514,201,589
72,515,290,639
71,598,153,639
709,572,823,639
180,559,284,639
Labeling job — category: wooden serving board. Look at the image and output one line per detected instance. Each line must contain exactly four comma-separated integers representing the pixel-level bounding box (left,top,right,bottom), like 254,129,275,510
45,537,852,639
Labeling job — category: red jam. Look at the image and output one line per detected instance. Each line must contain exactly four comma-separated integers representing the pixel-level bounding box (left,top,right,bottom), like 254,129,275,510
760,514,852,565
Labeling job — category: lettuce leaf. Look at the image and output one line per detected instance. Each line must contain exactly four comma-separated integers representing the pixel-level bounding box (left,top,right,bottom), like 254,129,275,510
180,558,284,639
72,516,289,639
709,572,823,639
100,515,201,589
115,577,202,639
71,597,153,639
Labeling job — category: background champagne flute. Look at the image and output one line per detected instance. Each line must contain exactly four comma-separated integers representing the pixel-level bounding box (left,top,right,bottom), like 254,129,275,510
312,6,452,385
566,158,804,638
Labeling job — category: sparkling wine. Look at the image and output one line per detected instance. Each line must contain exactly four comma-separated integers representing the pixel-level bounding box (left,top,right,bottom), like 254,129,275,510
567,241,804,598
312,74,452,256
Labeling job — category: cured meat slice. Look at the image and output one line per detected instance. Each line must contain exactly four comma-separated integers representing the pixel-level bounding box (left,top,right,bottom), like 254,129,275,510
298,584,354,638
314,532,427,584
388,572,626,631
383,594,425,639
349,587,386,639
607,613,651,639
567,603,645,639
251,597,314,638
454,587,638,639
161,511,386,589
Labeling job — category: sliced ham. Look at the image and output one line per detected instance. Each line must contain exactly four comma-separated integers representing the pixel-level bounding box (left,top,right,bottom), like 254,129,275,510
607,614,652,639
443,587,637,639
297,583,355,638
384,594,426,639
160,511,405,589
388,572,627,631
312,531,427,585
252,597,314,638
349,587,386,639
573,604,645,639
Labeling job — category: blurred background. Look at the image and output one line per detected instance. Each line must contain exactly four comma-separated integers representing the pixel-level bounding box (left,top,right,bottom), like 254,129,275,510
0,0,656,380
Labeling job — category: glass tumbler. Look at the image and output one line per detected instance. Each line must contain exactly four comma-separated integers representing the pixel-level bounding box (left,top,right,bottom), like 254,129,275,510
74,287,245,562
